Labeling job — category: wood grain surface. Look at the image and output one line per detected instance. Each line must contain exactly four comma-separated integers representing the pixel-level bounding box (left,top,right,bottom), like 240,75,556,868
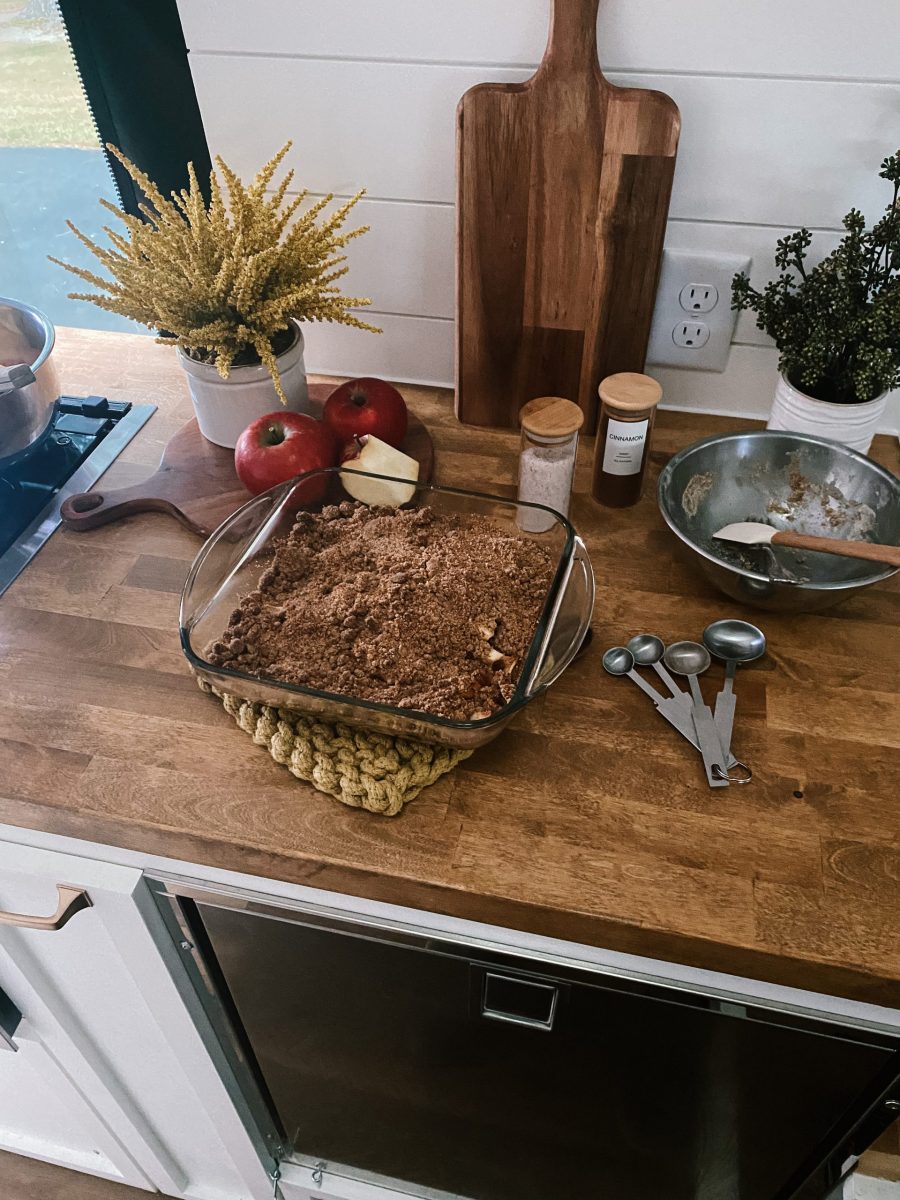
0,1152,151,1200
456,0,679,432
60,384,434,537
860,1120,900,1181
1,329,899,1007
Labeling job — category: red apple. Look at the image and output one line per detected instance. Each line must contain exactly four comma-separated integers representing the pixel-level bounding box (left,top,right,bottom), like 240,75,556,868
234,412,337,502
323,377,408,449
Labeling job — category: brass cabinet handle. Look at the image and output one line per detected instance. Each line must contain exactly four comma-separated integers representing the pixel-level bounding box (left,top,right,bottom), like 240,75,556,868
0,885,92,931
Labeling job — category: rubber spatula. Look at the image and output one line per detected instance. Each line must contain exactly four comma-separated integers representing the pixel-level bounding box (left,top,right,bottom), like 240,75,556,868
714,522,900,569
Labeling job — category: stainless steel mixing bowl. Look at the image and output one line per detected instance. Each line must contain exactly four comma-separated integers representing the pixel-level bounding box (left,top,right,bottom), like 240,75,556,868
658,431,900,611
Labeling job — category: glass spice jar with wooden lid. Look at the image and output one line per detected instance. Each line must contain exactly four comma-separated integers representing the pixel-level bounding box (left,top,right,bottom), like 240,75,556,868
591,372,662,508
517,396,584,533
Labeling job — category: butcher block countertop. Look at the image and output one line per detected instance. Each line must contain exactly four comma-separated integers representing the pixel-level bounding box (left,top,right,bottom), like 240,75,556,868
2,328,899,1007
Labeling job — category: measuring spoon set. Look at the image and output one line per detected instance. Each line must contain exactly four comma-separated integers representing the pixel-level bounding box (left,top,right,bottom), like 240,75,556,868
602,619,766,788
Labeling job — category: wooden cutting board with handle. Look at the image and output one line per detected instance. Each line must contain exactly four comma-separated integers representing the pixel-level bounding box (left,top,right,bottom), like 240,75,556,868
60,383,434,538
456,0,680,433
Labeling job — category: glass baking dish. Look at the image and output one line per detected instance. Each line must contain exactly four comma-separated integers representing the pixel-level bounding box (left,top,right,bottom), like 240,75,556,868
180,468,595,749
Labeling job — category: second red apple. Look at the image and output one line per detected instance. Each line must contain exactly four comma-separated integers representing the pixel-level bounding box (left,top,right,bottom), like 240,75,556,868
323,377,408,449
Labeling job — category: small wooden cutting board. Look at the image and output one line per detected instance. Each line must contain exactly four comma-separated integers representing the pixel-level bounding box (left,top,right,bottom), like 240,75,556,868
456,0,680,433
61,382,435,538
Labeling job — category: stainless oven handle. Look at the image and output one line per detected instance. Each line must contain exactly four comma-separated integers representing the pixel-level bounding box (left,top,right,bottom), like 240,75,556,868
0,984,22,1051
0,885,92,931
481,971,559,1031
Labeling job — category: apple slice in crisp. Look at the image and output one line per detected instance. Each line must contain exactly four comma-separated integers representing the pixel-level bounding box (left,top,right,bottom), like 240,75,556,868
339,434,420,506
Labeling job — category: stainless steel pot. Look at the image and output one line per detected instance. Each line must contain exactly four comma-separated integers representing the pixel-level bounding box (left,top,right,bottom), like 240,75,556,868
0,297,61,464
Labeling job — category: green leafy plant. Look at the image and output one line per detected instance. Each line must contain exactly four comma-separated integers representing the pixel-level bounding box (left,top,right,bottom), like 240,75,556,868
50,142,379,402
732,151,900,404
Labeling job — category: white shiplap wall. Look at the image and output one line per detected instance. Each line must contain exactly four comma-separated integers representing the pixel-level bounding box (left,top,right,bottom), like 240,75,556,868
176,0,900,429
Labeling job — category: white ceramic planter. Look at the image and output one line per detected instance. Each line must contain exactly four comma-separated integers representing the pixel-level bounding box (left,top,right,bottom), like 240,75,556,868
178,322,310,448
767,373,887,455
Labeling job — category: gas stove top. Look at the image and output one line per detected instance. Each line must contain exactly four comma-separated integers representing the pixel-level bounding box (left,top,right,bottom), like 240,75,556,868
0,395,155,595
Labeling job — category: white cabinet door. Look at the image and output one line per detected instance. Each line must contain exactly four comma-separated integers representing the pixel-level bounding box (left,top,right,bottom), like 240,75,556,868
0,997,150,1185
0,880,154,1189
0,839,274,1200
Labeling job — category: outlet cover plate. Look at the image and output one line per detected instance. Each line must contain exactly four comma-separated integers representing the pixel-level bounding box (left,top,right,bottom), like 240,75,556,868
646,248,751,372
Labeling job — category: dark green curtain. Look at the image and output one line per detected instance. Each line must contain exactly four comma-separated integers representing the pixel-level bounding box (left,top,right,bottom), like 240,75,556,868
57,0,211,215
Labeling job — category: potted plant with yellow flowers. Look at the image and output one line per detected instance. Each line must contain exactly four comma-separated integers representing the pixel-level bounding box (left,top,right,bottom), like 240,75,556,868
51,142,379,448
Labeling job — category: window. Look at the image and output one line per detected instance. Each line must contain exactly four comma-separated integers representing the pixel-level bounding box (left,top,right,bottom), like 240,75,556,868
0,0,208,331
0,0,133,329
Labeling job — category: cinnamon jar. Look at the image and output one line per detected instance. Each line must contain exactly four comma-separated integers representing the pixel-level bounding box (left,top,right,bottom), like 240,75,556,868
591,373,662,508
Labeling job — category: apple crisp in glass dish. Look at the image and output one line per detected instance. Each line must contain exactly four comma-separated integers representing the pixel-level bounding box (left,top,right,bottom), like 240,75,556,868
206,501,556,721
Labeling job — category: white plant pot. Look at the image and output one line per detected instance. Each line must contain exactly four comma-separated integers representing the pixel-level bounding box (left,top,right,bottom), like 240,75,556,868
767,373,887,455
178,322,310,448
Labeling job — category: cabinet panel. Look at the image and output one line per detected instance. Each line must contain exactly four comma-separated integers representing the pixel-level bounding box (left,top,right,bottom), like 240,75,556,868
0,840,274,1200
0,1021,142,1183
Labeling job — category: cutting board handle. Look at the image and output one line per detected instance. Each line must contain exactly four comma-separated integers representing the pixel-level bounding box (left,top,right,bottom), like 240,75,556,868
541,0,601,74
60,487,209,536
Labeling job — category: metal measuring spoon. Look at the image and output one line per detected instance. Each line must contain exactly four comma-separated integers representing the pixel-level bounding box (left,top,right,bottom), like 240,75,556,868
703,620,765,776
628,633,740,769
663,641,730,788
628,634,688,703
602,646,666,704
603,646,719,762
602,645,688,733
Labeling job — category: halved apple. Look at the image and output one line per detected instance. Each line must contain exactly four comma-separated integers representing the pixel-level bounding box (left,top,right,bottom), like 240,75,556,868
339,434,420,506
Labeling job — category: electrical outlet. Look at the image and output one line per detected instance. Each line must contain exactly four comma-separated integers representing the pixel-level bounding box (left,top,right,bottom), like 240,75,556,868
646,249,751,371
672,321,710,349
679,283,718,313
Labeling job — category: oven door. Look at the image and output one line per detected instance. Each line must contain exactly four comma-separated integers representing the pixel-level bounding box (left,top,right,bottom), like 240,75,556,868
148,879,900,1200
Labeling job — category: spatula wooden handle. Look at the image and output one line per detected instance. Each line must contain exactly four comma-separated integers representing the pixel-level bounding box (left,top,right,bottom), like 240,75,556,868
771,530,900,568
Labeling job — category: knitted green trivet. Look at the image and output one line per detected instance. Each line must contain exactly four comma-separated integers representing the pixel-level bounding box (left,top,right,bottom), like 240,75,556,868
199,680,472,816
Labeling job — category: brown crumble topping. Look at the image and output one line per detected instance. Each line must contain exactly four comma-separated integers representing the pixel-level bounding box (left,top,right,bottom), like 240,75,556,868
206,502,555,720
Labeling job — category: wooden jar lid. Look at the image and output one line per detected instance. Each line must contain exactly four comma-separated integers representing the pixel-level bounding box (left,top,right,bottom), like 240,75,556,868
519,396,584,438
598,372,663,413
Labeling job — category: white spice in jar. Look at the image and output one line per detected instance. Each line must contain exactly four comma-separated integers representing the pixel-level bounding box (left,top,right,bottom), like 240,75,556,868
518,443,576,532
516,396,584,534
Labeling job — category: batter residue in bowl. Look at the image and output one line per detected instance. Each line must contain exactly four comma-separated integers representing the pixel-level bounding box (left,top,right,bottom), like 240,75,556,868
681,472,714,518
767,452,877,537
